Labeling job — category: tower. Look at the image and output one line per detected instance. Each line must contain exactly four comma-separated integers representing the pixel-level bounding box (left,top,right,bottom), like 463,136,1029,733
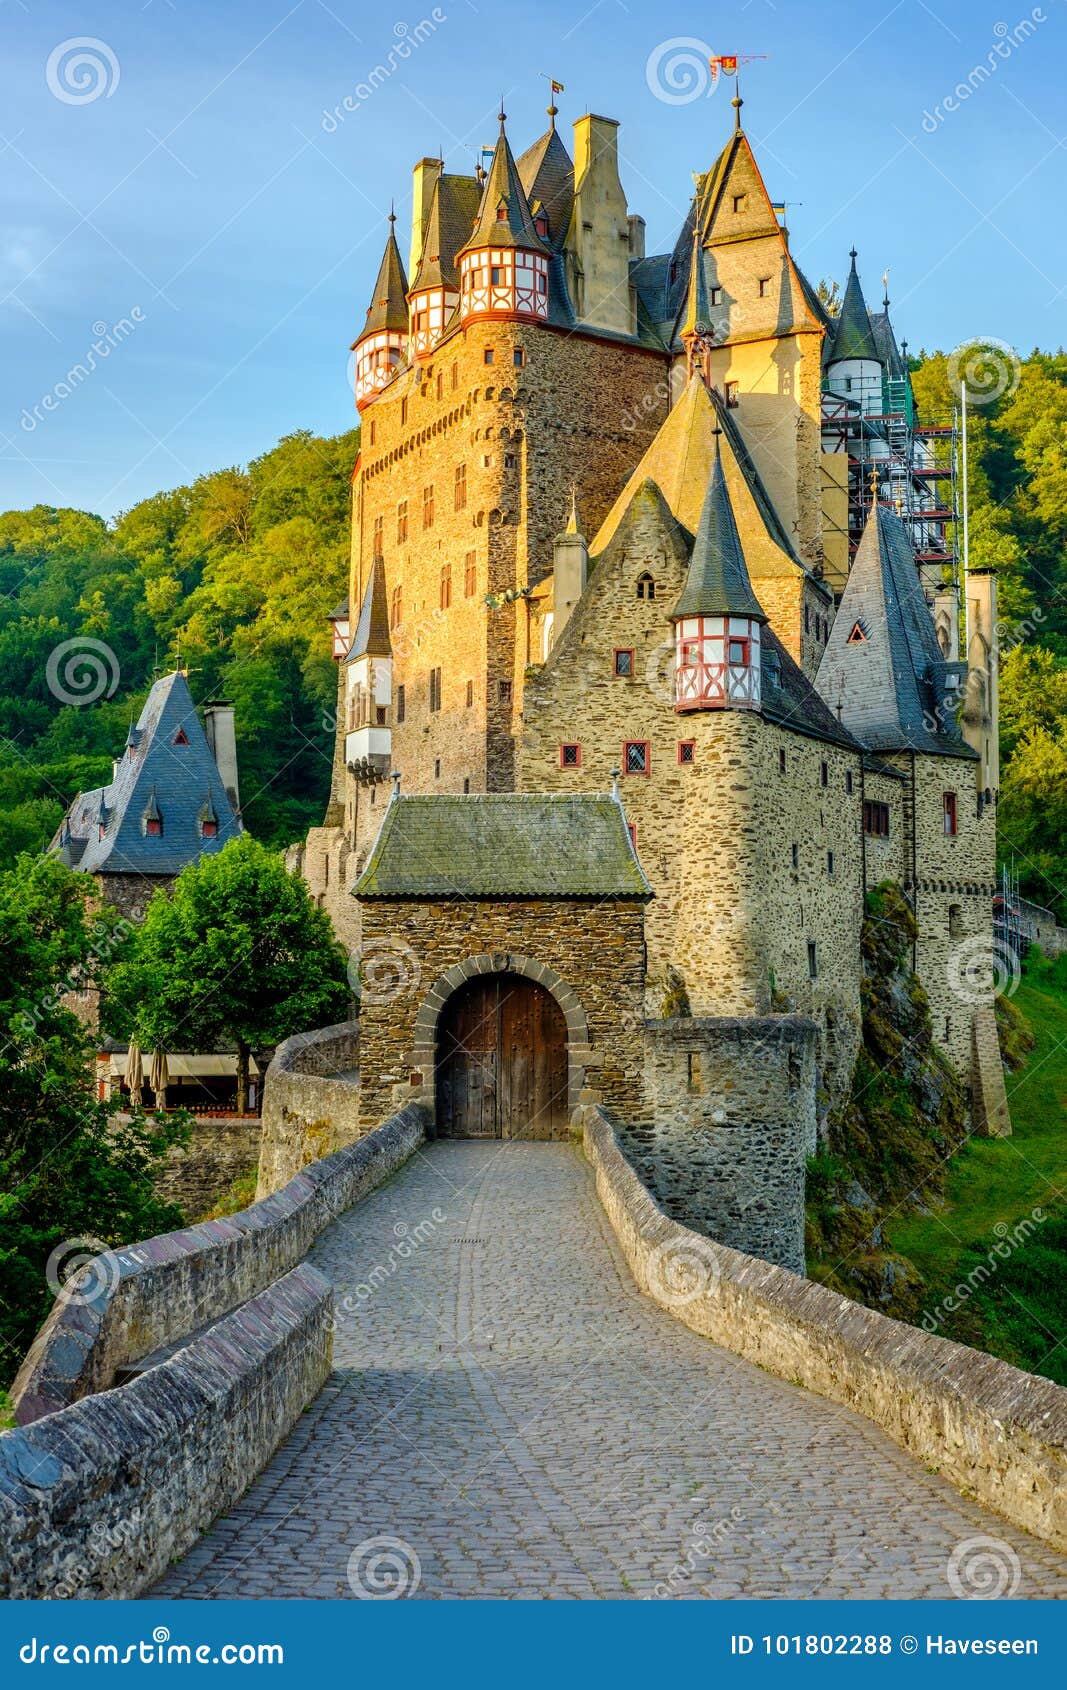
962,567,1000,806
825,250,883,418
457,111,550,323
352,214,408,410
406,172,480,358
343,556,393,786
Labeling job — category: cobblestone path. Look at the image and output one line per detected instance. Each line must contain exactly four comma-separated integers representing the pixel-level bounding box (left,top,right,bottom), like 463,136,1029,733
155,1142,1067,1600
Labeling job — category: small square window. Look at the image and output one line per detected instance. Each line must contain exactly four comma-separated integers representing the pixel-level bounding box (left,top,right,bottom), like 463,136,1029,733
732,194,747,214
710,285,723,307
483,348,495,365
499,679,513,704
560,742,581,769
758,277,770,297
624,741,649,776
490,266,504,285
728,637,749,665
614,648,634,678
202,819,217,838
678,740,695,766
513,348,525,367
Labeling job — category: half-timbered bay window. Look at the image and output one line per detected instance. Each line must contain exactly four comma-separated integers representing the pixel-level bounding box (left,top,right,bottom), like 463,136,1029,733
408,283,457,358
353,331,404,409
674,615,761,710
459,247,549,322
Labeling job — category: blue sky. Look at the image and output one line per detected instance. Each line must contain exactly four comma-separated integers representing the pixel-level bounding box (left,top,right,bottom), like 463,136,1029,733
1,0,1064,519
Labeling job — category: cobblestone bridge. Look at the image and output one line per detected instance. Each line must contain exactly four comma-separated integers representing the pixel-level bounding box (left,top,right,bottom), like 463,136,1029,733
155,1143,1066,1600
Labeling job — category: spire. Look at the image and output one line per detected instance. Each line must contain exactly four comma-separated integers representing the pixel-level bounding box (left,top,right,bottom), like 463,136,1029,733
679,226,714,381
732,92,743,131
359,215,409,337
565,485,581,536
459,111,548,257
831,249,879,363
346,555,392,662
671,433,766,623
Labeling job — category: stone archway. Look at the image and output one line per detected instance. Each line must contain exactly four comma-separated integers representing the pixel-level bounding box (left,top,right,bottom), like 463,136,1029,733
411,953,591,1133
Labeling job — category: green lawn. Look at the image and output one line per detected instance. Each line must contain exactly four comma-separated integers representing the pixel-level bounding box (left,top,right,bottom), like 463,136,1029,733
887,955,1067,1382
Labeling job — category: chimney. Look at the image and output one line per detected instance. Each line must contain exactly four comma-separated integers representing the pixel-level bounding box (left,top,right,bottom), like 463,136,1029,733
409,157,443,279
551,495,588,642
569,115,631,336
203,700,240,815
627,214,646,260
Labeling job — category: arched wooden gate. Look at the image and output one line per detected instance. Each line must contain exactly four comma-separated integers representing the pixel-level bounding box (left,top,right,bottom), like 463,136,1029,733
435,972,569,1139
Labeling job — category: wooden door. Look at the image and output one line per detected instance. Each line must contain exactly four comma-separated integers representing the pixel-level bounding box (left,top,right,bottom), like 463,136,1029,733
436,973,568,1138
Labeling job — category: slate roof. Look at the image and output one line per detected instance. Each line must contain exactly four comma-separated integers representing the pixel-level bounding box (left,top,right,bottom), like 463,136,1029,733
358,220,409,338
869,308,906,381
353,793,653,900
677,228,713,342
410,173,482,291
815,504,976,759
830,252,879,363
51,671,243,878
671,435,766,622
516,125,574,250
459,116,548,258
345,556,391,662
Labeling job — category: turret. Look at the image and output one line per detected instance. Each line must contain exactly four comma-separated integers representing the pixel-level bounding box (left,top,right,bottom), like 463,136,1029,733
550,490,588,649
352,213,408,410
407,173,480,357
962,567,1000,807
457,110,550,324
825,249,883,418
344,557,393,784
672,431,767,711
679,226,714,385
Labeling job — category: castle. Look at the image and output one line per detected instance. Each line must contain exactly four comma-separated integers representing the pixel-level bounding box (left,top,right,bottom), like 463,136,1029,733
286,91,1008,1268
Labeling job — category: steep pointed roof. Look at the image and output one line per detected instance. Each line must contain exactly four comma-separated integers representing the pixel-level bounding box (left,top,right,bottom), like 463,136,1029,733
815,504,975,758
830,251,879,363
671,434,766,622
345,556,391,662
50,671,243,877
459,113,548,257
516,124,574,249
678,227,713,342
358,216,409,339
410,173,482,291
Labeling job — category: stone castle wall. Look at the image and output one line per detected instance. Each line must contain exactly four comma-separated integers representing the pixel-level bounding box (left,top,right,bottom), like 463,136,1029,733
257,1021,362,1197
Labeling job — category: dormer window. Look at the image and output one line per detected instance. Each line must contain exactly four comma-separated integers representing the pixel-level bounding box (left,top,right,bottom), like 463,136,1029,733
728,635,749,665
710,285,723,307
495,203,507,221
732,194,747,214
847,620,869,643
173,727,189,746
758,278,770,297
145,816,162,837
636,573,656,601
534,215,548,238
725,381,739,409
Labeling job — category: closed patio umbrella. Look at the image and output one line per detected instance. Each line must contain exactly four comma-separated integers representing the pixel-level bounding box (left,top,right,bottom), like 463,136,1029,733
123,1042,143,1108
148,1048,169,1111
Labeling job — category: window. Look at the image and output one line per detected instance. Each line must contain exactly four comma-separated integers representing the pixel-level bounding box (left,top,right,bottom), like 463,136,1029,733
820,761,829,788
436,372,443,400
949,904,964,938
369,420,376,446
490,266,504,285
863,800,890,837
495,204,506,221
779,747,787,775
686,1052,704,1094
372,514,384,558
805,604,811,633
710,285,723,307
732,193,747,213
422,484,434,529
636,573,656,600
791,842,799,870
560,742,581,768
758,277,770,297
614,648,634,678
202,817,217,838
498,679,513,704
728,636,749,665
463,777,470,793
847,620,868,644
145,816,162,837
440,563,452,611
429,667,442,712
375,705,387,725
537,273,547,295
465,680,474,707
807,940,818,980
172,727,189,746
434,758,441,779
451,360,459,390
627,822,638,849
725,381,739,409
390,584,402,628
484,348,495,365
504,454,516,469
943,791,958,836
396,499,408,544
624,740,649,775
513,348,525,367
396,684,406,724
535,215,548,237
845,770,854,795
464,551,477,597
678,740,695,766
401,398,408,425
827,850,835,877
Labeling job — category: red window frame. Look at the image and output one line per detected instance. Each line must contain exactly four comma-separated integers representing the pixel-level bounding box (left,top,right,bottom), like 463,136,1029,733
727,636,750,665
202,819,218,838
943,791,958,836
613,648,635,678
677,740,695,766
623,740,649,776
145,817,162,837
626,821,638,849
559,742,581,769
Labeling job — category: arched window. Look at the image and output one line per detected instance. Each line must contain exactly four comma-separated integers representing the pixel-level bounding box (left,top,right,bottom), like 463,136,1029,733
636,573,656,601
949,904,964,938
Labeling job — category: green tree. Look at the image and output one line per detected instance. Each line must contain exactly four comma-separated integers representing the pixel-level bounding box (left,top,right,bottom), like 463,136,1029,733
0,855,187,1384
109,836,351,1112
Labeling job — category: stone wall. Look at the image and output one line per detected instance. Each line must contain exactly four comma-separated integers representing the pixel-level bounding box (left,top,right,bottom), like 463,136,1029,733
154,1113,261,1216
357,899,647,1129
11,1103,424,1423
256,1021,361,1197
1019,896,1067,956
0,1265,331,1600
625,1015,818,1273
582,1105,1067,1553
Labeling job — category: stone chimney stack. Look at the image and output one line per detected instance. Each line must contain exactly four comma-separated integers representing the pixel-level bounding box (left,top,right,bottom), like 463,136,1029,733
551,493,588,643
203,700,240,815
409,156,443,279
568,115,632,336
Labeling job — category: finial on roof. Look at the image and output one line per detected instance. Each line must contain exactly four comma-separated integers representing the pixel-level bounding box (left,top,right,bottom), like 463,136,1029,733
732,94,743,130
610,767,621,799
391,769,401,800
869,463,879,506
388,202,396,228
499,101,506,128
849,246,858,264
882,267,890,310
566,484,580,534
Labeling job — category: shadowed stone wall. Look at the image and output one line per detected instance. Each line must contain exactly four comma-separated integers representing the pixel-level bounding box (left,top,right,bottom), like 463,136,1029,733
257,1021,362,1196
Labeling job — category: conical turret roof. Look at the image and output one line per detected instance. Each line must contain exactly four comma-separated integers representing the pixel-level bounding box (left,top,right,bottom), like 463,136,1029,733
358,216,409,339
459,112,548,258
410,173,482,291
346,556,391,662
516,123,574,248
679,227,713,342
671,434,766,623
831,250,879,363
